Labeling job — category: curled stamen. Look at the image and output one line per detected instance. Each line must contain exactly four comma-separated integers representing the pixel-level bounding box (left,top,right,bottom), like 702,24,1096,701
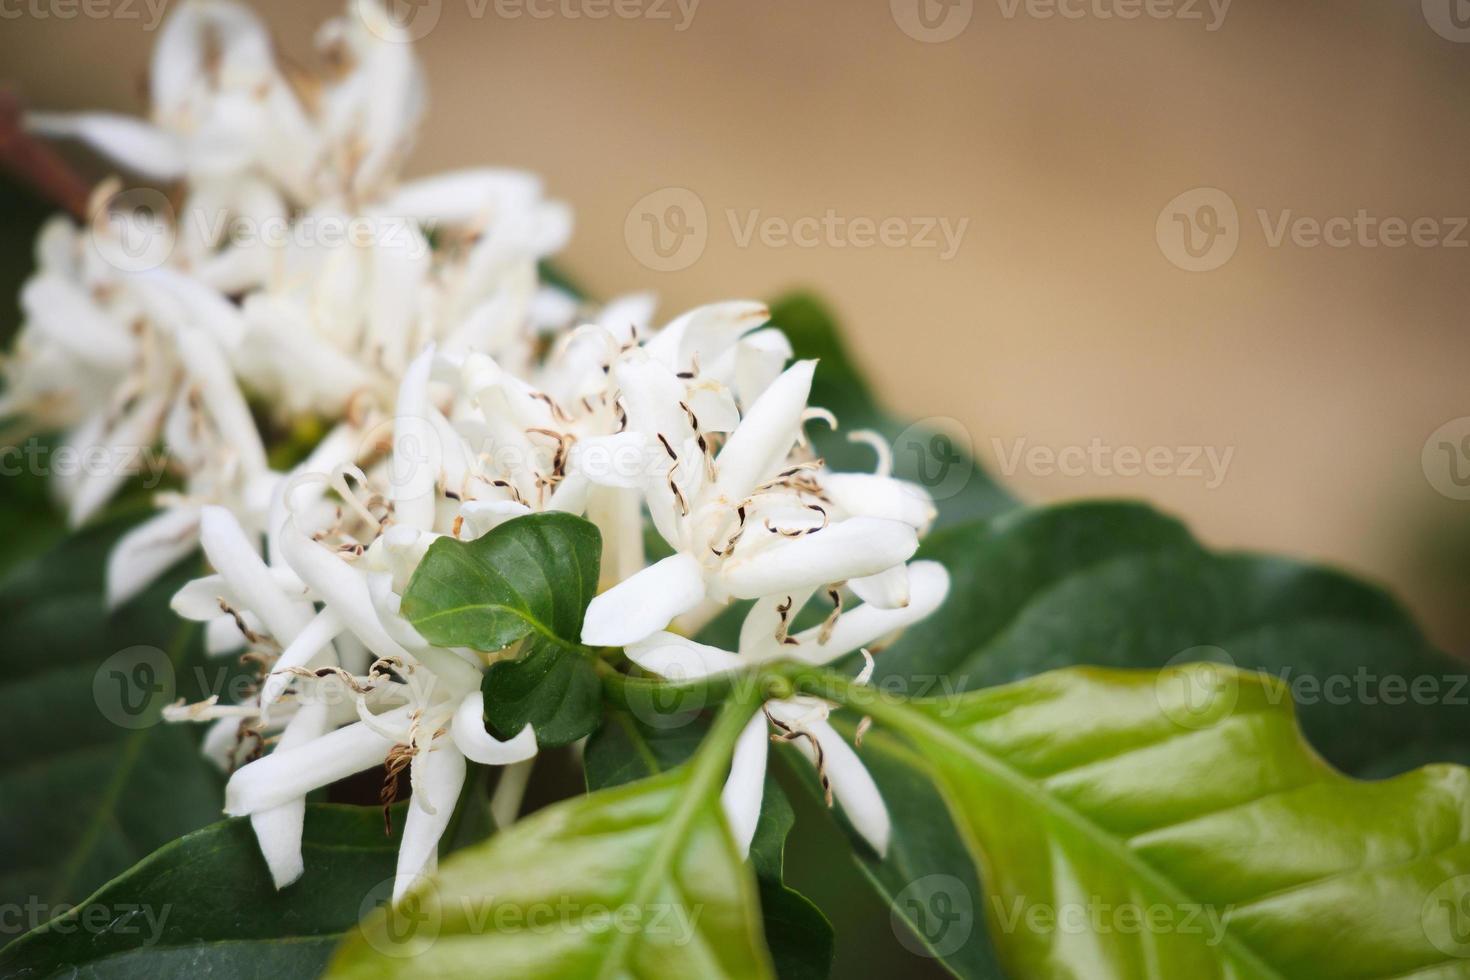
382,742,415,835
768,711,832,806
656,433,677,460
774,596,795,645
847,429,893,478
818,586,843,644
854,716,873,747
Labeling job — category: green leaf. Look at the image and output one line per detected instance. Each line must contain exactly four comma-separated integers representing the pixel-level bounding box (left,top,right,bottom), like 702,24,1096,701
401,512,601,651
874,500,1470,777
329,701,775,979
0,515,226,945
585,709,836,979
768,293,1017,527
852,664,1470,979
0,805,402,978
480,636,602,746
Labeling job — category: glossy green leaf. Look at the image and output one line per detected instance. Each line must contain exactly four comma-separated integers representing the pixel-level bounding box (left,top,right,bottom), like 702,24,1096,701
0,805,401,978
585,709,836,979
856,664,1470,979
329,702,775,980
768,293,1017,527
874,501,1470,777
480,636,601,746
401,512,601,651
0,514,224,947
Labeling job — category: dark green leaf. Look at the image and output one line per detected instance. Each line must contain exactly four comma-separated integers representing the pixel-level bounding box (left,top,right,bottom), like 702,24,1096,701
401,513,601,651
0,805,401,978
480,636,601,746
873,501,1470,776
0,515,225,948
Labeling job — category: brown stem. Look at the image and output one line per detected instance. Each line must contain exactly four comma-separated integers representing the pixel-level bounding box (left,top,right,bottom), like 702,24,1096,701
0,89,91,219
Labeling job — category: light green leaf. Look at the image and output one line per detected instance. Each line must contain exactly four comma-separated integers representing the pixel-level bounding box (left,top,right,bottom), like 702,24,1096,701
855,663,1470,979
330,701,775,980
585,709,835,979
401,512,601,651
0,805,402,978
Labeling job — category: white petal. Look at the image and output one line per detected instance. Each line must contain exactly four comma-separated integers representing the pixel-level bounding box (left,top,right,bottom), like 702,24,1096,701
66,393,170,527
720,712,770,859
801,718,890,856
714,359,816,501
624,632,745,681
106,506,201,609
26,112,186,180
393,743,466,900
205,612,253,656
389,345,440,532
451,692,538,765
737,587,817,659
173,327,268,477
279,521,412,662
822,472,936,531
225,706,411,815
722,517,917,600
250,701,331,889
21,275,136,370
200,506,312,643
260,607,344,713
847,564,910,611
789,562,949,665
734,328,794,407
580,553,706,647
170,567,307,620
645,301,769,372
596,292,657,346
567,432,654,491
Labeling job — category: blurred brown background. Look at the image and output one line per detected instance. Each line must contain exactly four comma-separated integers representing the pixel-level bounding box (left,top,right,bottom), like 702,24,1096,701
4,0,1469,647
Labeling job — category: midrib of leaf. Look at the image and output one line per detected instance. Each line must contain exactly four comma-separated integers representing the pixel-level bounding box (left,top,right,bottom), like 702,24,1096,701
594,696,761,980
870,699,1284,979
36,616,201,904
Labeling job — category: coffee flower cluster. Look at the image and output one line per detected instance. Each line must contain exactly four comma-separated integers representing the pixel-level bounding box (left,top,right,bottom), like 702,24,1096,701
3,0,950,896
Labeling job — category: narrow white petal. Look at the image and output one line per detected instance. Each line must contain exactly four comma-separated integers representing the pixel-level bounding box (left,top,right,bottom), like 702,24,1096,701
171,567,307,621
451,692,538,765
847,564,910,611
822,472,936,531
260,607,344,713
20,275,136,370
720,712,770,859
722,517,917,600
106,507,200,609
737,587,817,659
393,744,466,901
734,328,794,407
580,553,706,647
624,632,745,681
25,112,186,180
714,359,816,501
200,506,312,643
791,562,949,664
225,706,411,815
279,521,412,662
173,327,268,477
805,719,890,856
389,346,440,532
250,702,331,889
646,301,769,372
66,393,170,527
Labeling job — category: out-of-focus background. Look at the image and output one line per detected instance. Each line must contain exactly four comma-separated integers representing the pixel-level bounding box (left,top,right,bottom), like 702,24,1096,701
8,0,1470,658
4,0,1470,971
